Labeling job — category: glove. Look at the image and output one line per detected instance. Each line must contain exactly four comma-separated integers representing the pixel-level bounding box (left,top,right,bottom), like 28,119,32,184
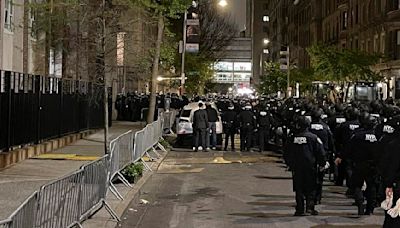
388,198,400,218
324,161,330,170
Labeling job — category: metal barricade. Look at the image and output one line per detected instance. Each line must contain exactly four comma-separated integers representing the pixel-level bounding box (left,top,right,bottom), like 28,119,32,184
0,113,168,228
108,131,134,200
0,221,10,228
79,155,118,222
36,171,83,228
0,192,38,228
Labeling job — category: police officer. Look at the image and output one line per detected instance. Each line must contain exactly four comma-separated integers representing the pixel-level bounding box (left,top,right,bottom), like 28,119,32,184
284,116,326,216
335,107,361,194
222,104,237,151
379,115,400,227
341,113,379,215
257,108,274,152
238,104,256,152
309,108,335,204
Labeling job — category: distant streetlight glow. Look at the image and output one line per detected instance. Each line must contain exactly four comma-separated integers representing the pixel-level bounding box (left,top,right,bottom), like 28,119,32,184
218,0,228,7
263,38,270,45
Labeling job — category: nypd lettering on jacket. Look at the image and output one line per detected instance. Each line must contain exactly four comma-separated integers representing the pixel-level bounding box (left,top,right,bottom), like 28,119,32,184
349,124,360,131
311,124,324,130
336,118,346,124
383,125,395,134
294,137,307,144
365,134,377,142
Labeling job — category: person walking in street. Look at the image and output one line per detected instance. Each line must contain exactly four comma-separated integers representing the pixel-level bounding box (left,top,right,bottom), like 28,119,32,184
341,114,379,215
222,104,237,151
309,108,335,205
193,102,209,152
238,104,257,152
206,103,219,150
284,116,326,216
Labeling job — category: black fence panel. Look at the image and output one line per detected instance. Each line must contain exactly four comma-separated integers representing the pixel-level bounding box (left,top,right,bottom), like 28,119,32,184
39,77,62,140
0,70,105,152
60,80,79,135
0,71,10,151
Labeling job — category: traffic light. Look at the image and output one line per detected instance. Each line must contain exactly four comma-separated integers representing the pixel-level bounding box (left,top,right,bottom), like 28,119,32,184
279,46,289,70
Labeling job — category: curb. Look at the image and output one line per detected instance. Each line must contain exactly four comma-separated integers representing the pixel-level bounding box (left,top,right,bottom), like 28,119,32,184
114,149,168,217
82,148,169,228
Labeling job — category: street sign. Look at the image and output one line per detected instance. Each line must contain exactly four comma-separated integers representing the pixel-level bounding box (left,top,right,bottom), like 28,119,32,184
186,43,199,53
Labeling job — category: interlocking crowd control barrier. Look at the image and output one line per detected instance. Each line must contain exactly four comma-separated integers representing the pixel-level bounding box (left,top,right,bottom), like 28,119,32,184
0,111,176,228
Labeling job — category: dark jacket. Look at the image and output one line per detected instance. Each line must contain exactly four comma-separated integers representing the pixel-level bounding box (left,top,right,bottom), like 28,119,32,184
284,130,326,192
193,109,209,130
238,110,256,128
309,120,336,153
206,107,219,122
380,133,400,188
222,110,237,129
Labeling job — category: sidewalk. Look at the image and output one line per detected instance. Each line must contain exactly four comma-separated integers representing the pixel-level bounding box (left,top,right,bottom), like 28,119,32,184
0,121,144,221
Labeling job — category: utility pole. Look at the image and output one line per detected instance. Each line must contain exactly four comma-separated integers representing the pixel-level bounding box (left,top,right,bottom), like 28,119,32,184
287,45,290,98
180,10,187,96
102,0,109,154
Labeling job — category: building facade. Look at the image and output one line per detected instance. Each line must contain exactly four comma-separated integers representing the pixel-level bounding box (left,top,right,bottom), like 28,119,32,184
0,0,45,74
250,0,270,86
265,0,400,98
213,38,252,86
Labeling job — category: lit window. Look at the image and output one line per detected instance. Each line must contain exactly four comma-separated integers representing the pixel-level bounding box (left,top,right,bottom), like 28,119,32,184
397,30,400,45
117,32,126,66
263,38,270,45
263,49,269,54
4,0,14,31
263,16,269,22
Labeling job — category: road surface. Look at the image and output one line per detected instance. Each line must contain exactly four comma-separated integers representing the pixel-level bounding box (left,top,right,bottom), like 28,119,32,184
119,149,384,228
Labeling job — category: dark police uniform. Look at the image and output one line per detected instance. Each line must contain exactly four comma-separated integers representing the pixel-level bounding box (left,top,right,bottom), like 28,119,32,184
380,116,400,227
222,108,237,151
238,108,256,152
284,121,326,216
343,128,379,215
257,111,274,152
309,119,335,204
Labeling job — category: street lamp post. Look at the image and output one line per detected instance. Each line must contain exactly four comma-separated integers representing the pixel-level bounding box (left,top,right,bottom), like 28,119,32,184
180,0,227,95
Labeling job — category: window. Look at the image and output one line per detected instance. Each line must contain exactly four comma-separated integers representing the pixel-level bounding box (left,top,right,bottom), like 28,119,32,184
380,33,385,54
263,26,268,33
355,5,359,24
29,0,37,38
116,32,126,66
263,49,269,54
4,0,14,31
342,11,348,30
397,30,400,45
263,15,269,22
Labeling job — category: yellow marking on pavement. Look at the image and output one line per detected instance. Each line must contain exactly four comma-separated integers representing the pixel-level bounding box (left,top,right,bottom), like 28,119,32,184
33,154,99,161
213,157,233,164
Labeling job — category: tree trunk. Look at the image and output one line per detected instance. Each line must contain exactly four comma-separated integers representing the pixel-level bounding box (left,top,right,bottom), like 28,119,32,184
147,13,164,123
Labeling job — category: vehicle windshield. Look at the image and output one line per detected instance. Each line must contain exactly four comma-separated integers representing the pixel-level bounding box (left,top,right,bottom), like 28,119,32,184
355,85,375,101
181,110,191,117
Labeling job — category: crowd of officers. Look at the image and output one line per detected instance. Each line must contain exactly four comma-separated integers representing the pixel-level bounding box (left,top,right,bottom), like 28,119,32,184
115,93,189,121
216,97,400,226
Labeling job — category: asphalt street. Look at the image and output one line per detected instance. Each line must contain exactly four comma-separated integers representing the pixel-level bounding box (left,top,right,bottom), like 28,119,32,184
119,150,384,228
